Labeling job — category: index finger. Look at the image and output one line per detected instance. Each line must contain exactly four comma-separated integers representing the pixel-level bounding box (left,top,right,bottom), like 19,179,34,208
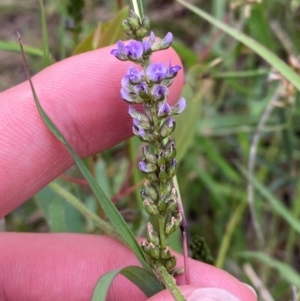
0,45,183,217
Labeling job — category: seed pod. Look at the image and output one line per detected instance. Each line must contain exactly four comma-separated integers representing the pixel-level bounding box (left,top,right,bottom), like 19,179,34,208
165,198,178,213
143,199,159,216
160,247,172,260
143,180,159,201
148,242,160,259
146,223,160,246
165,255,177,271
165,213,182,235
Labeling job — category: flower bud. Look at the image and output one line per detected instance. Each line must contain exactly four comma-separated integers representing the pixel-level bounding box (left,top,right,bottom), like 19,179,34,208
165,255,177,271
147,222,160,246
142,16,150,30
167,159,177,178
160,117,175,138
164,141,176,160
161,247,172,259
142,146,157,165
159,181,172,197
143,199,160,216
142,242,160,259
158,165,168,182
144,171,159,182
139,160,157,173
165,198,178,213
165,213,182,235
157,150,166,166
143,180,159,201
157,195,167,211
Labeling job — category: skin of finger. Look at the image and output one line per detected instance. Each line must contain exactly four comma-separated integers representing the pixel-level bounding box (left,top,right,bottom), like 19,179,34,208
0,234,257,301
0,46,183,217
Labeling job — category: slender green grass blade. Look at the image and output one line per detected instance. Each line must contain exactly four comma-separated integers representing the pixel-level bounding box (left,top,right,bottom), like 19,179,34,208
238,164,300,234
0,41,44,56
240,251,300,289
91,266,164,301
19,40,150,273
38,0,50,67
130,0,144,20
48,199,68,232
176,0,300,92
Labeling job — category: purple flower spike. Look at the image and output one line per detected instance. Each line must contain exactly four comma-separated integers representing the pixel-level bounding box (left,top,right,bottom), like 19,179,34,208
171,97,186,115
158,101,171,117
111,40,128,60
163,32,173,47
146,63,168,82
127,41,144,60
151,84,169,99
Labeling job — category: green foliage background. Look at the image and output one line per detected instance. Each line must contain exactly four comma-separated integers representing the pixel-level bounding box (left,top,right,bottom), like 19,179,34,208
1,0,300,300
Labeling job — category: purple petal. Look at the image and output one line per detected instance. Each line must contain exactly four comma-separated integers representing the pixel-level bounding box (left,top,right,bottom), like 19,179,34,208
166,117,174,127
171,97,186,114
126,41,144,60
163,32,173,46
158,102,171,117
121,88,133,103
143,40,151,53
167,63,181,78
146,63,168,82
126,66,141,83
151,84,169,98
149,32,156,44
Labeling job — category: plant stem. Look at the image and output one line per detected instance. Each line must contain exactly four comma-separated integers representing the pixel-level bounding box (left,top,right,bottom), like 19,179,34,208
152,262,186,301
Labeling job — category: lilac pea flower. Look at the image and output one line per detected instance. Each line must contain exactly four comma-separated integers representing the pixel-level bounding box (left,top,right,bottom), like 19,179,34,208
167,62,181,78
133,126,146,137
151,84,169,99
126,40,144,60
110,40,128,60
171,97,186,115
126,66,142,84
158,101,171,117
146,63,168,82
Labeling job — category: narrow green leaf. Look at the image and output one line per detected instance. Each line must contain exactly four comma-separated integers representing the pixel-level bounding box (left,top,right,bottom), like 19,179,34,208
21,46,150,273
238,164,300,234
38,0,50,67
73,7,128,55
0,41,44,56
48,199,68,232
91,266,164,301
130,0,144,20
176,0,300,92
240,251,300,288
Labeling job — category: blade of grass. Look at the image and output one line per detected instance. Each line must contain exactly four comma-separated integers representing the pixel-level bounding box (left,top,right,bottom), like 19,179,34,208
18,33,150,273
241,251,300,289
91,266,164,301
176,0,300,92
38,0,50,67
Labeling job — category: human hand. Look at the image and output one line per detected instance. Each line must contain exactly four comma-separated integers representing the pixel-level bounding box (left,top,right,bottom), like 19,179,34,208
0,45,257,301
